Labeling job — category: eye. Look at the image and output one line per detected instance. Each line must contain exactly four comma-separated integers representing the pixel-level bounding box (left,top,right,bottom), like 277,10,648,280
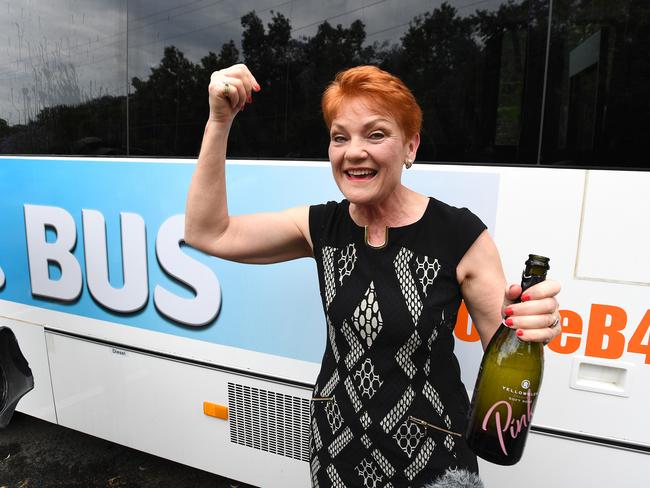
369,131,385,140
331,134,347,143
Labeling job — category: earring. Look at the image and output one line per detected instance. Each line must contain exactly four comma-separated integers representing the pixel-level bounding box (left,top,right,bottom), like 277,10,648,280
404,159,413,169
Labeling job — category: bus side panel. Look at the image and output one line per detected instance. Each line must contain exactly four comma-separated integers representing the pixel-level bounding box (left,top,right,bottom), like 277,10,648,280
487,166,650,448
480,432,648,487
45,331,311,488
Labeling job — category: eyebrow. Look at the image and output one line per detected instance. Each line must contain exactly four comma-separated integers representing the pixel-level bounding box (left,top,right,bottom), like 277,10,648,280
330,117,391,131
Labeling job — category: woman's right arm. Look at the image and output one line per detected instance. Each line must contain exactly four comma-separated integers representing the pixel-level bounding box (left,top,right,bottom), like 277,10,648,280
184,64,313,264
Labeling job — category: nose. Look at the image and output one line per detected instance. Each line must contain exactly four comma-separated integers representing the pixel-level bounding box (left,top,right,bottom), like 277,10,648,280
345,136,368,162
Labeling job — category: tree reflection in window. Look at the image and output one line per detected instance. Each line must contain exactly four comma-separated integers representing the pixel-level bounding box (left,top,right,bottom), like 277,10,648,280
2,0,647,168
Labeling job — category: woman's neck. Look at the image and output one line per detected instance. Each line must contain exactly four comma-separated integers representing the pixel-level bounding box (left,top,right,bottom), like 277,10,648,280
349,186,429,230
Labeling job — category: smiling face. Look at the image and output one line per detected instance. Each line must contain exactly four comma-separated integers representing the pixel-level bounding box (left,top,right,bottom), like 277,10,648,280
328,97,420,206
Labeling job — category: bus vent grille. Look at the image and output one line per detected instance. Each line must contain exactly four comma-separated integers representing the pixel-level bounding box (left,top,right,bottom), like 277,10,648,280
227,382,311,462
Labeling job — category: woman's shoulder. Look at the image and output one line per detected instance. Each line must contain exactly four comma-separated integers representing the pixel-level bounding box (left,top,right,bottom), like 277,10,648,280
426,196,483,224
310,199,346,211
308,199,350,247
423,197,487,262
309,199,347,222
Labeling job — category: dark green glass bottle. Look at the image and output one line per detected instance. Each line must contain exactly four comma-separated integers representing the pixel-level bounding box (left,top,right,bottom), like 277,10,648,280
465,254,550,465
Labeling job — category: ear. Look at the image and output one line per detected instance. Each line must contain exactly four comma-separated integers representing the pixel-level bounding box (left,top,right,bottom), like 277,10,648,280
406,132,420,161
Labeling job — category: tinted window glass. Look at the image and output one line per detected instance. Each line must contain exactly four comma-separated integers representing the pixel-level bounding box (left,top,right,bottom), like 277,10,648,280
0,0,127,155
126,0,550,162
541,0,650,168
6,1,646,169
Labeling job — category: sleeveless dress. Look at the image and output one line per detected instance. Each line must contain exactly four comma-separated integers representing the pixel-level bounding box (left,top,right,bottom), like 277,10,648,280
308,198,486,488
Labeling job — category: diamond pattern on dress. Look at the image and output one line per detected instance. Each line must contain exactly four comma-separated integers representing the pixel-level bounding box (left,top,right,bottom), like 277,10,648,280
444,434,455,452
327,464,347,488
405,437,436,481
344,376,363,413
323,246,337,309
321,369,340,398
394,248,423,327
361,433,372,449
311,417,323,451
424,324,438,376
423,381,444,416
396,331,422,380
392,420,425,458
325,396,344,434
338,243,357,286
328,315,341,363
427,327,439,351
328,426,354,458
354,358,384,399
342,320,365,370
352,282,384,347
355,458,383,488
414,256,440,297
443,415,455,452
371,449,396,478
311,455,321,488
360,411,372,430
380,386,415,433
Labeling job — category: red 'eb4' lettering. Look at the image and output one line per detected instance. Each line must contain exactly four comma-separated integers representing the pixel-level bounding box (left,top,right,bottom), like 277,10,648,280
628,309,650,364
455,301,650,365
453,301,480,342
547,310,582,354
585,304,627,359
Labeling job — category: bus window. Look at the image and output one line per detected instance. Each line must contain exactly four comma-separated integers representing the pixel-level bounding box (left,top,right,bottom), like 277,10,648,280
540,0,650,169
0,0,127,155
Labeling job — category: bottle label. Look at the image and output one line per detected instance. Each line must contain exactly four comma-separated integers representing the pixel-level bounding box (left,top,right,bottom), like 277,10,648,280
481,385,537,456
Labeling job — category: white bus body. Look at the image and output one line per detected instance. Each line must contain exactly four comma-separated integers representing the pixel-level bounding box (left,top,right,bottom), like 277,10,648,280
1,156,648,487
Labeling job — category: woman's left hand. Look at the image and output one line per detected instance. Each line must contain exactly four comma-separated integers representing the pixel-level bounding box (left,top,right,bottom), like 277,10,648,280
502,280,562,344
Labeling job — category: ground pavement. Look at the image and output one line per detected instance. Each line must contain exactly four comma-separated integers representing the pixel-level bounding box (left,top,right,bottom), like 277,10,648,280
0,413,256,488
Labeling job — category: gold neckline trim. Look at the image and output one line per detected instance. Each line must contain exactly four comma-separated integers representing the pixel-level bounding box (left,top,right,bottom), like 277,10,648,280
364,226,389,249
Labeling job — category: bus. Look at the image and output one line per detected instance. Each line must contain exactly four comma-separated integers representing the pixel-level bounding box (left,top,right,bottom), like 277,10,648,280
1,1,648,487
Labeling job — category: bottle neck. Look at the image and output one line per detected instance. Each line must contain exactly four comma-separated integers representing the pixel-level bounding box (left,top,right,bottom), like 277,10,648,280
520,273,547,295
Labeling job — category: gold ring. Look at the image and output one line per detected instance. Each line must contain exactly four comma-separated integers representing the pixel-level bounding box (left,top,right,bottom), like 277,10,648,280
222,82,231,98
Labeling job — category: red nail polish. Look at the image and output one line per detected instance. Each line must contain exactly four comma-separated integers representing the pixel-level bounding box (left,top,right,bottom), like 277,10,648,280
254,83,261,92
516,329,524,337
505,307,513,316
247,96,252,103
521,293,531,302
505,318,514,326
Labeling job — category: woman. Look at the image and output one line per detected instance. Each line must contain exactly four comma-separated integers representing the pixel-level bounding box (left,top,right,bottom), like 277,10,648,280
184,64,561,487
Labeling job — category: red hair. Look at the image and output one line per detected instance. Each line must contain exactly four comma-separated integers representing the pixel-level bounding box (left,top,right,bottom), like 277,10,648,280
321,65,422,139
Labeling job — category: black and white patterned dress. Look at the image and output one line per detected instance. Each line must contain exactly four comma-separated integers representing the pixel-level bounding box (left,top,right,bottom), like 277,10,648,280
309,198,486,488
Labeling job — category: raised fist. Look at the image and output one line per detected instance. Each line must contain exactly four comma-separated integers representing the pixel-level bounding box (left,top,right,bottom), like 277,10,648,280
208,64,260,124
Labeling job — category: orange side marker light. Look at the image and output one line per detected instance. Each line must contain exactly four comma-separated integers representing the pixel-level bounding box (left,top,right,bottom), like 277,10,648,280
203,401,229,420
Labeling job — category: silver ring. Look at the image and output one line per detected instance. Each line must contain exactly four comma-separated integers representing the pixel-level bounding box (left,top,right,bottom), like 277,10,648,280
550,315,560,328
222,82,231,98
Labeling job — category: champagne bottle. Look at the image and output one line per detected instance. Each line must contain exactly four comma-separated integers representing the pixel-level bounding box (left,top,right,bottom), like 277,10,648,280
465,254,550,465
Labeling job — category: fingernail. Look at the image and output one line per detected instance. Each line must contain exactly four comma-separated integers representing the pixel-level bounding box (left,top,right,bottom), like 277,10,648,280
505,318,514,327
254,83,261,92
247,96,252,103
516,329,524,337
505,307,514,316
521,293,531,302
